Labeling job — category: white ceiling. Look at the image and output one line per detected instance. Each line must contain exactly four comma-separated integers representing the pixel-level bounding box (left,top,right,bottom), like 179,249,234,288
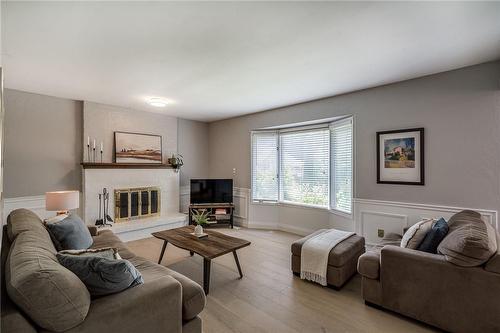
3,1,500,122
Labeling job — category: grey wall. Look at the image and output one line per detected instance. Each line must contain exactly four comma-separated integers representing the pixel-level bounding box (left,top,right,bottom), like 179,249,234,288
83,101,178,164
4,89,83,197
209,61,500,213
177,118,209,186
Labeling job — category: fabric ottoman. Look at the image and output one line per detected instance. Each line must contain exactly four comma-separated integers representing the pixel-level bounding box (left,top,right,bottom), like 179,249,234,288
291,229,365,289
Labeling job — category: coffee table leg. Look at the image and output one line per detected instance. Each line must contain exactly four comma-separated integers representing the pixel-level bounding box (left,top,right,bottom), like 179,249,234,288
233,251,243,278
203,258,211,295
158,240,168,264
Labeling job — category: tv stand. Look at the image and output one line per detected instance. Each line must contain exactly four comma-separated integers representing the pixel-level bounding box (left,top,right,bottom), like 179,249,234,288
188,203,234,229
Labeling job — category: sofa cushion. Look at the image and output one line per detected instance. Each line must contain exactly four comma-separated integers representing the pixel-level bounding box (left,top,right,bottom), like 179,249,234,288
400,219,434,249
438,210,497,267
57,253,144,296
357,250,380,279
90,230,136,260
291,229,365,267
7,209,50,242
417,218,449,254
5,214,90,332
45,214,93,250
130,256,206,320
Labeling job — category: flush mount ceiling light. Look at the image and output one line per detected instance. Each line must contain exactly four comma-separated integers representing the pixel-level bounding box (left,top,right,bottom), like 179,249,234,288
147,98,168,107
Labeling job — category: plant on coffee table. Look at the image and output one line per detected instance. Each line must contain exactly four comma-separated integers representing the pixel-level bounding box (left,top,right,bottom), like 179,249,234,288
191,209,209,235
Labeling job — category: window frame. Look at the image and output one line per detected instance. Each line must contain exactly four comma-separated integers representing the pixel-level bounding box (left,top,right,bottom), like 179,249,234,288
250,130,280,203
250,117,354,216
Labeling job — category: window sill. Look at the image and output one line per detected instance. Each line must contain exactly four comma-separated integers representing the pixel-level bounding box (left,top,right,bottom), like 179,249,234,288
329,208,353,220
251,200,329,212
251,200,353,219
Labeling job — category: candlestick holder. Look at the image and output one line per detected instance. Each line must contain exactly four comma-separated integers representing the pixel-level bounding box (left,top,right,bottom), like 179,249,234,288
100,151,103,163
93,148,96,163
87,145,91,162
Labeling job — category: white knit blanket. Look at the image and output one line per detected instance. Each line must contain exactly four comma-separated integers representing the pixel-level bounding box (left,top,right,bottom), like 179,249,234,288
300,229,355,286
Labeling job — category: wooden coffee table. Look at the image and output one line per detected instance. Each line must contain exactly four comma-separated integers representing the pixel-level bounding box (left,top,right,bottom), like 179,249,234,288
152,225,251,294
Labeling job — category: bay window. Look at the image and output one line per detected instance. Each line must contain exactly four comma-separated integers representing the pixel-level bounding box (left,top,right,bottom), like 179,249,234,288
251,117,353,214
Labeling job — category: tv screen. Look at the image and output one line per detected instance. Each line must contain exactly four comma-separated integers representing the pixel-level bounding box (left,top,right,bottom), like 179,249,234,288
190,179,233,204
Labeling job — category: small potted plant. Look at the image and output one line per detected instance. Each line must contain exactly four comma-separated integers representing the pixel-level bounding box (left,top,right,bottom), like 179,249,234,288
168,154,184,172
191,209,209,236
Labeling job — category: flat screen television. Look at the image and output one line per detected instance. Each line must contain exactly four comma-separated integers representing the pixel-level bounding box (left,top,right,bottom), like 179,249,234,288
190,179,233,204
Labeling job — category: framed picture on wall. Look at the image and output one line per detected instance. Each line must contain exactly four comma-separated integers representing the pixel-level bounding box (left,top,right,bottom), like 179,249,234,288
114,131,162,164
377,128,424,185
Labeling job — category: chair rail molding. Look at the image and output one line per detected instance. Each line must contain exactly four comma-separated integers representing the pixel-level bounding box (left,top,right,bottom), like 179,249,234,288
354,198,498,245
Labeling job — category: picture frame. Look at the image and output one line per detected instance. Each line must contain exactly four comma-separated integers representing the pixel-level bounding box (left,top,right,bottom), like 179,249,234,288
114,131,163,164
376,128,424,185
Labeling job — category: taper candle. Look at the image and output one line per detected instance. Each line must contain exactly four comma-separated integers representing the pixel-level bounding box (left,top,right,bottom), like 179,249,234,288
87,136,90,146
93,139,96,149
100,142,103,152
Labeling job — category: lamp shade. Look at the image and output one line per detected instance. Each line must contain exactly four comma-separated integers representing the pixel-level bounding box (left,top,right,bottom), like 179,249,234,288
45,191,80,211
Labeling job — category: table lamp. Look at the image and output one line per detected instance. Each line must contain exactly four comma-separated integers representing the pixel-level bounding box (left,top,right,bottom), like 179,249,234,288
46,190,80,215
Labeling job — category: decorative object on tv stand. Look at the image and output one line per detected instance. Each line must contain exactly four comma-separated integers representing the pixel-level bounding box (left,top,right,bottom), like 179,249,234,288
376,127,425,185
96,188,113,227
46,190,79,215
167,153,184,172
114,131,162,164
191,209,209,238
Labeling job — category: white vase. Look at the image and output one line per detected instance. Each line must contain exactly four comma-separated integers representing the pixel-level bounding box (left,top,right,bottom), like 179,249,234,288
194,224,203,235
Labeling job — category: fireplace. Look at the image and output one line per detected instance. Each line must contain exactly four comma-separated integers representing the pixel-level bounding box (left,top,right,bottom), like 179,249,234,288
114,186,160,222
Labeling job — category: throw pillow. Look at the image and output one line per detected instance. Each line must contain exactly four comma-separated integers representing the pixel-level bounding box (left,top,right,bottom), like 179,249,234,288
45,214,93,250
59,247,121,260
400,219,434,249
57,254,143,296
438,210,497,267
417,218,449,253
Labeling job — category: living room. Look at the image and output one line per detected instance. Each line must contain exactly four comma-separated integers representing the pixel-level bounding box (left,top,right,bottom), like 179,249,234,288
1,2,500,333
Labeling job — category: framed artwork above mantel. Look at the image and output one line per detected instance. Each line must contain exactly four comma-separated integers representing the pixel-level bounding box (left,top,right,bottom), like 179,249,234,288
114,131,163,164
377,128,425,185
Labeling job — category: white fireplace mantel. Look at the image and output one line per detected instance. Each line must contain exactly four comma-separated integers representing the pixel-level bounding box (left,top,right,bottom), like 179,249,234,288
82,167,186,241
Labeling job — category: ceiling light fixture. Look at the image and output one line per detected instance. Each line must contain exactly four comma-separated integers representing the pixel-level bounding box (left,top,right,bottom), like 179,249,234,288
147,97,168,107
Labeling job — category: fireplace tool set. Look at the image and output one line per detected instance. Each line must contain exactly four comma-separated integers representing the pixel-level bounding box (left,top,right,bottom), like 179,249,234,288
96,188,114,227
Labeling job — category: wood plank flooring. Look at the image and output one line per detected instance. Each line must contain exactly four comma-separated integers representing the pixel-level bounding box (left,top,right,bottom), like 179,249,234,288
127,227,440,333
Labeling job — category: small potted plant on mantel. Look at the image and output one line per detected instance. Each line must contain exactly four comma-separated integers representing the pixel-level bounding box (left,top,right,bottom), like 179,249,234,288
191,209,209,238
167,153,184,172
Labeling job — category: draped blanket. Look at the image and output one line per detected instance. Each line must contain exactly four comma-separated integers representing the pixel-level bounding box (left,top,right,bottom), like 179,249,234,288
300,229,355,286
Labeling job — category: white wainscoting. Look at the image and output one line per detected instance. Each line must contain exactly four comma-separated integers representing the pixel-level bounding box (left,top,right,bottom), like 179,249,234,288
354,198,498,245
4,195,49,222
180,186,250,227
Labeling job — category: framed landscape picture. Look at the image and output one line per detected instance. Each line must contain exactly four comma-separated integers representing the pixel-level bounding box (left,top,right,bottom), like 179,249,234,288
377,128,424,185
114,131,162,164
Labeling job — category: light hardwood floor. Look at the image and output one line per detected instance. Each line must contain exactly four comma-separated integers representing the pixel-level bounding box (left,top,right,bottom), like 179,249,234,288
127,227,440,333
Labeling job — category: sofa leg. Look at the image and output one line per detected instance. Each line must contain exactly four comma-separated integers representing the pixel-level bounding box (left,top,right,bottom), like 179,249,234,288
292,271,300,277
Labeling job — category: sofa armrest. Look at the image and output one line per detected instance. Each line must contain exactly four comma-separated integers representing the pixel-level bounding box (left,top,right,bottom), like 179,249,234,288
59,276,182,333
380,245,500,333
87,226,98,236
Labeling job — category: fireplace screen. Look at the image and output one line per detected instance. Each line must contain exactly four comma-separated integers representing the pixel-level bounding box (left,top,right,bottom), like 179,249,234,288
114,187,160,222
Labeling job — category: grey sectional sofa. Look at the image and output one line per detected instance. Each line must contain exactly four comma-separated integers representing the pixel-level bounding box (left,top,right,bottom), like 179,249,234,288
1,209,205,333
358,211,500,333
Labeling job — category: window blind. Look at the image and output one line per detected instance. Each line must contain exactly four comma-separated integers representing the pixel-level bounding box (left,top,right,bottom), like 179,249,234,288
331,118,353,213
251,132,279,201
280,128,330,207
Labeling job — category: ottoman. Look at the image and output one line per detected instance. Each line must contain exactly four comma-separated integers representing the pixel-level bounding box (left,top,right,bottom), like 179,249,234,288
291,229,365,289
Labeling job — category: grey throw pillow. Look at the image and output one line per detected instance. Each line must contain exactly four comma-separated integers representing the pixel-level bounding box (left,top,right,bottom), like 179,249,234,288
57,253,144,296
45,214,93,250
